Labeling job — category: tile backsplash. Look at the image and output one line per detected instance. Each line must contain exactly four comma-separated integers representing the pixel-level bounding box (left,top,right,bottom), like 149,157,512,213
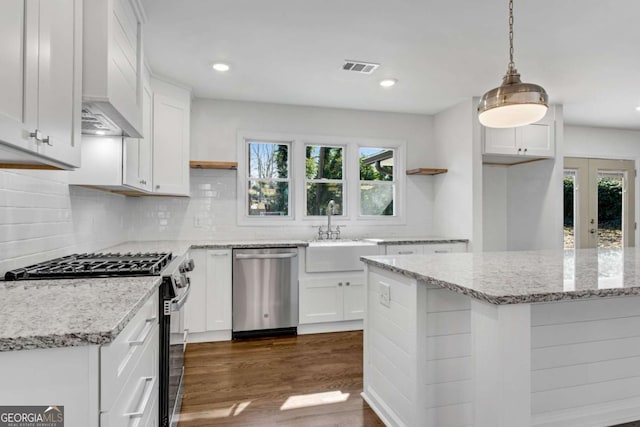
127,169,432,241
0,170,127,274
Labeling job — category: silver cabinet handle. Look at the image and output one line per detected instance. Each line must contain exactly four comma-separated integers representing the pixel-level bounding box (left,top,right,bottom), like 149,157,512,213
210,252,229,257
346,282,350,286
235,253,297,260
338,282,343,287
434,250,449,253
42,136,52,146
30,129,42,141
398,251,414,254
523,148,528,153
155,185,160,189
124,376,156,418
590,228,596,234
128,316,157,346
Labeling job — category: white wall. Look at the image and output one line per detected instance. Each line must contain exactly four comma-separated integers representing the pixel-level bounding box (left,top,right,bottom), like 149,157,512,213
432,99,480,249
0,170,128,274
129,98,436,241
482,166,507,251
481,106,565,251
564,125,640,245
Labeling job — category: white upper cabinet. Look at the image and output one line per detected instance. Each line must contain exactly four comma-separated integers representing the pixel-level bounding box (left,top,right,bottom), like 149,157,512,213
0,0,82,169
83,0,144,138
151,78,191,196
482,106,557,163
123,75,153,191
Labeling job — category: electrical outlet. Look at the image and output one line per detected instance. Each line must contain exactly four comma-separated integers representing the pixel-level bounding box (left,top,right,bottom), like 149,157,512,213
380,282,391,308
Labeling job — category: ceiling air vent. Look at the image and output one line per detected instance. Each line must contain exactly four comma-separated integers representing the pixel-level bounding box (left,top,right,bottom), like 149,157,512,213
342,60,380,74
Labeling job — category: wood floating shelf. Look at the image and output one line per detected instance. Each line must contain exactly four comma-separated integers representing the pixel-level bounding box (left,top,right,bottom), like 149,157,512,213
189,161,238,170
406,168,448,176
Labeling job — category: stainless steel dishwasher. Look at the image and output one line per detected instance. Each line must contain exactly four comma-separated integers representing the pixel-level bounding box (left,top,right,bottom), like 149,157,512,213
232,247,298,339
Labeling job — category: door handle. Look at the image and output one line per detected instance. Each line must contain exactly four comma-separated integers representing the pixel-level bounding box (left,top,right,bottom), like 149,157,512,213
235,253,297,260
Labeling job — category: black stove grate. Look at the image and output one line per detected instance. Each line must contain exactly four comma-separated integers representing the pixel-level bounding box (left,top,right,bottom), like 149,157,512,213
4,252,173,281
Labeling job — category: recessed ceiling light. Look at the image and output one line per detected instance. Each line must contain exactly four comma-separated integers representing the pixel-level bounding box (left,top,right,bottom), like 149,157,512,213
212,63,230,72
380,79,397,88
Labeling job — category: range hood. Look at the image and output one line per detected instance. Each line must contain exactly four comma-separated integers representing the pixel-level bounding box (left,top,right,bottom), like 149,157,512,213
81,102,142,138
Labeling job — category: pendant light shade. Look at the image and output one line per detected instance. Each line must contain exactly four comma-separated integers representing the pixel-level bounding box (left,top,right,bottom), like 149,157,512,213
478,0,548,128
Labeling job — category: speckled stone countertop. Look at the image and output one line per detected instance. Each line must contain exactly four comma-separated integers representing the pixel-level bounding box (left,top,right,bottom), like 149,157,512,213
0,276,160,351
362,248,640,305
365,237,469,245
190,240,309,249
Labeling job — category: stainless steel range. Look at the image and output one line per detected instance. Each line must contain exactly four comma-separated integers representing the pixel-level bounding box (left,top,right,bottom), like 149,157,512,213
4,251,194,427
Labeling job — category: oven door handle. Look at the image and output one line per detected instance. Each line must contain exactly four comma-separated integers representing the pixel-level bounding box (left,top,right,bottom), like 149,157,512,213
235,253,297,260
171,282,191,311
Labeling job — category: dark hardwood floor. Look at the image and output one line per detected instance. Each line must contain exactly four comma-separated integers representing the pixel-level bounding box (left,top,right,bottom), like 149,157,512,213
178,331,384,427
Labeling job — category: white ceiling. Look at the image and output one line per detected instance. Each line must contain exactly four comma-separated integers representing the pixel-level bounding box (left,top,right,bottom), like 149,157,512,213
142,0,640,130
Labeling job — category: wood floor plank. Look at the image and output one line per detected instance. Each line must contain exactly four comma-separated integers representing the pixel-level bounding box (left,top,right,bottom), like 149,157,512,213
179,331,384,427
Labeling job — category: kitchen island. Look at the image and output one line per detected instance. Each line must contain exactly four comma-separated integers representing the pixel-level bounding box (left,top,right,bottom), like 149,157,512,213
361,249,640,427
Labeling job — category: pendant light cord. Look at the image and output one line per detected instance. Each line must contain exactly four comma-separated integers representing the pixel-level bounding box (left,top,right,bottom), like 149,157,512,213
508,0,515,70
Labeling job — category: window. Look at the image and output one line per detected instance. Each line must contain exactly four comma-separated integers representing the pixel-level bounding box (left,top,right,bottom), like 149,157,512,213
305,145,344,216
359,147,395,216
246,141,290,216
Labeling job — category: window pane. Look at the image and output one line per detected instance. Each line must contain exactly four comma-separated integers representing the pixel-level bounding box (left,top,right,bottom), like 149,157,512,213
360,148,393,181
248,142,289,179
360,182,394,216
306,183,343,216
248,180,289,216
306,146,343,180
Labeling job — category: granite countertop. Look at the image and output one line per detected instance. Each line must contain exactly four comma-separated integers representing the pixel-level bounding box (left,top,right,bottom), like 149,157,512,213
365,237,469,245
0,276,160,352
362,248,640,305
190,240,309,249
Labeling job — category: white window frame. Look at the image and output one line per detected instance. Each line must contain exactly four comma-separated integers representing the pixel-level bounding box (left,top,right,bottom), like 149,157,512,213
237,131,406,226
303,142,347,218
237,132,295,225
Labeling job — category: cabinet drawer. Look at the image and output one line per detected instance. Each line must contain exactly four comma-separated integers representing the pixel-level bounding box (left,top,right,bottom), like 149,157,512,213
423,243,467,254
101,325,159,427
386,244,424,255
101,288,159,410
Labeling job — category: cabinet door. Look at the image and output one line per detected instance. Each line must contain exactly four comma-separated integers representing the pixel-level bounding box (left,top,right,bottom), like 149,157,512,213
483,127,518,156
123,80,152,191
205,250,232,331
519,122,554,157
152,93,190,195
386,244,424,255
184,250,206,334
0,0,38,153
37,0,80,167
299,277,343,324
343,279,365,321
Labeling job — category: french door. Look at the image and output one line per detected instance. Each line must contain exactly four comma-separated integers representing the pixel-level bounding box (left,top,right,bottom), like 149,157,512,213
564,158,635,249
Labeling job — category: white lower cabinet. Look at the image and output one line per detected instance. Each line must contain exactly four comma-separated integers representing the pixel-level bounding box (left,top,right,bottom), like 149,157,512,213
184,249,232,341
299,273,365,324
385,242,468,255
100,288,159,427
0,288,159,427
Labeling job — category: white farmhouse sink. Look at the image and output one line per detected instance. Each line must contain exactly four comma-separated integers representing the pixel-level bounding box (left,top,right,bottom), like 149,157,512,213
305,240,381,273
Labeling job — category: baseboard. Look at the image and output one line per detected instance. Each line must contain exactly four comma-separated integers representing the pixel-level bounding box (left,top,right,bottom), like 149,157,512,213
297,319,363,335
361,389,403,427
186,330,231,343
532,395,640,427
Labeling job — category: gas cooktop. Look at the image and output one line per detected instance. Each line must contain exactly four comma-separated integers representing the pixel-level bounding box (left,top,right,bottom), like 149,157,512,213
4,252,173,281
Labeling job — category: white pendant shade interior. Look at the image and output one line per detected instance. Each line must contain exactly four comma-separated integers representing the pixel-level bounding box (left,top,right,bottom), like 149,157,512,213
478,0,548,128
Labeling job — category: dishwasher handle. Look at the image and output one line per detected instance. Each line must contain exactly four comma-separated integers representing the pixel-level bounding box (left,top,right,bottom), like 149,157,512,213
235,252,297,260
